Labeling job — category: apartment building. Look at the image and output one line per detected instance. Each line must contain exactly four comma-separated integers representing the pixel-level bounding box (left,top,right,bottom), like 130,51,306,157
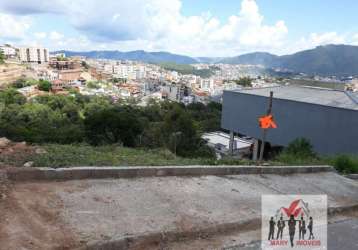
200,78,214,92
19,47,49,64
0,45,17,58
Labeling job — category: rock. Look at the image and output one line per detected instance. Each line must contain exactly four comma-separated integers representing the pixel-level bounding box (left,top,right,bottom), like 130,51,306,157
23,161,34,168
0,137,10,147
35,148,47,154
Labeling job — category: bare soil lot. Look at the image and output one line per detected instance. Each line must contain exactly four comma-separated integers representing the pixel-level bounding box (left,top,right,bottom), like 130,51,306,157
1,172,357,249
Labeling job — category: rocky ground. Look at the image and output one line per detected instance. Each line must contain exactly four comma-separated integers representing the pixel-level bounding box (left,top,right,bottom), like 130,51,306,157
0,137,46,169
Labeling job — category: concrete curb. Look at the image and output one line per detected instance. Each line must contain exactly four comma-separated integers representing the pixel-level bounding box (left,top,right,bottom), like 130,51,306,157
82,218,261,250
79,204,358,250
346,174,358,180
5,165,334,182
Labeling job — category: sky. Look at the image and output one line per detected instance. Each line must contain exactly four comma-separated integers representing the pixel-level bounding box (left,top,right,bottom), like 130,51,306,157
0,0,358,57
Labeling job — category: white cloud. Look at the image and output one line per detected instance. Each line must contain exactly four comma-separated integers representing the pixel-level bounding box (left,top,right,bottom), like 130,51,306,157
3,0,356,57
0,12,31,40
0,0,289,56
308,32,345,45
288,32,346,54
351,34,358,45
34,32,47,39
49,31,64,40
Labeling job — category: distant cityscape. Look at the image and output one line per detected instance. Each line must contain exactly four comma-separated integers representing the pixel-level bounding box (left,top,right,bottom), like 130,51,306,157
1,43,357,109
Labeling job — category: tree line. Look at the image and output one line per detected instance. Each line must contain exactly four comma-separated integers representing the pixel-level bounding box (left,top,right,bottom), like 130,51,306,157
0,88,222,158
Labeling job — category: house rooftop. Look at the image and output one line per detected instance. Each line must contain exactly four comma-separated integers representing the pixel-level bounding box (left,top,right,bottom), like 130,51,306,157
230,85,358,110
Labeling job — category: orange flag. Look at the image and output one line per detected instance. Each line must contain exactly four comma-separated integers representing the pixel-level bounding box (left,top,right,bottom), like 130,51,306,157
259,114,277,129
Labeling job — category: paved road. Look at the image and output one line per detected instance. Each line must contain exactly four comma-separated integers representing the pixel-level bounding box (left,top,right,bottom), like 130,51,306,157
229,218,358,250
328,218,358,250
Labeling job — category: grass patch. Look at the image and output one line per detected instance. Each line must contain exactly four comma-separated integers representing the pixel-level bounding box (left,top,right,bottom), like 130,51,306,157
326,155,358,174
30,144,246,168
273,153,323,166
273,138,358,173
275,153,358,174
4,142,356,173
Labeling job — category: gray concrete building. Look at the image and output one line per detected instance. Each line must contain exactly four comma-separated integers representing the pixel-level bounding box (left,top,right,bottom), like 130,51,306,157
221,85,358,155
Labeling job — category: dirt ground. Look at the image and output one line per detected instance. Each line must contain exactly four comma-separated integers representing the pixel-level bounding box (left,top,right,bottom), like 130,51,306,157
0,137,41,168
0,181,80,250
0,173,357,250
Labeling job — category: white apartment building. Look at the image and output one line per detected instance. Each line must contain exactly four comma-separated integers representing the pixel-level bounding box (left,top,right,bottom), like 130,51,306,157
19,47,49,64
0,45,16,57
200,78,214,92
113,64,147,80
103,64,114,74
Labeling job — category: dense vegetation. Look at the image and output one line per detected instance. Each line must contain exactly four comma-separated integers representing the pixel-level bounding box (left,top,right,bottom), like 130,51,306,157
0,88,222,158
159,62,214,78
37,79,52,91
0,86,356,173
224,77,253,87
11,78,52,91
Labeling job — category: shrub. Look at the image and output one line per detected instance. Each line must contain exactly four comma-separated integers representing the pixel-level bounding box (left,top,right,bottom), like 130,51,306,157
331,155,358,174
276,138,318,165
284,138,316,158
38,80,52,91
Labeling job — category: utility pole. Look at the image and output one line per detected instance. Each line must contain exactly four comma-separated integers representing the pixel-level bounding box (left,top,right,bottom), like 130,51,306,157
258,91,274,163
229,131,234,156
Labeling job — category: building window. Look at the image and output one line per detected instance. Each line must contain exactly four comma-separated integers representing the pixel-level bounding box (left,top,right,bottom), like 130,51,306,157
37,49,41,63
26,48,30,62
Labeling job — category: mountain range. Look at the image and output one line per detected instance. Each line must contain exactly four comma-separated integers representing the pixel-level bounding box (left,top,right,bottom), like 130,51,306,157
55,44,358,76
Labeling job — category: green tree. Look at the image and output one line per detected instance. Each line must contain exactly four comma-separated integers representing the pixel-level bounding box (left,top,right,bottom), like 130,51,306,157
162,106,201,157
38,79,52,91
56,56,68,61
12,78,29,88
81,61,89,69
0,50,5,64
84,106,143,146
0,88,26,106
0,102,83,143
235,77,252,87
86,81,100,89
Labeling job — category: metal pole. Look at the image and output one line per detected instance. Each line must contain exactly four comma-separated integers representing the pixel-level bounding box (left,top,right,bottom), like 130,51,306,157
258,91,274,163
252,139,259,161
258,131,266,162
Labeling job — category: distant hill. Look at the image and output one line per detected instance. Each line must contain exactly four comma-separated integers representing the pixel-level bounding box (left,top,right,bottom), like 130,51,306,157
279,45,358,76
196,57,224,64
218,45,358,76
54,50,198,64
219,52,279,67
55,44,358,76
158,62,214,78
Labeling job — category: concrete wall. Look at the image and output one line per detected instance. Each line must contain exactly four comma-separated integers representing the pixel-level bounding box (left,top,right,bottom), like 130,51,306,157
6,166,333,182
221,90,358,155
